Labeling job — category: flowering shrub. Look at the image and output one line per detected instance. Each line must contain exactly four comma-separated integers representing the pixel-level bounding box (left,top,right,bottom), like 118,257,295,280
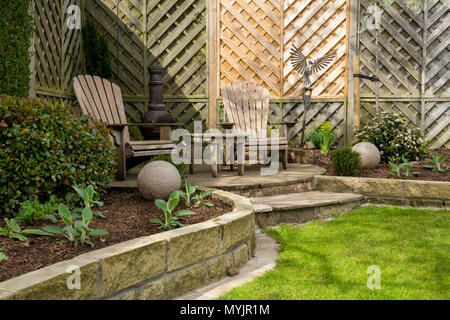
355,111,429,163
0,95,117,216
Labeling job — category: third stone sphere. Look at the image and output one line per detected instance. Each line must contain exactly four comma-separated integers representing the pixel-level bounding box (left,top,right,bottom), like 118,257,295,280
137,160,181,201
352,142,381,169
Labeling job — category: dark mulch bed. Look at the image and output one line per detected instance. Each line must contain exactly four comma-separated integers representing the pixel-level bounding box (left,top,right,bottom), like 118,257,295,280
0,192,232,282
309,148,450,182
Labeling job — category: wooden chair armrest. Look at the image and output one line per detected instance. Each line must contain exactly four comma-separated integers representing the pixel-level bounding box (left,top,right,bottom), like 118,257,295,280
219,122,235,130
108,123,182,128
270,121,296,128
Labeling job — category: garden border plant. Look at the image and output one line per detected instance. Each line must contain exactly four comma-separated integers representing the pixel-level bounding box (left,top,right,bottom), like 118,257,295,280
0,95,117,216
0,189,255,300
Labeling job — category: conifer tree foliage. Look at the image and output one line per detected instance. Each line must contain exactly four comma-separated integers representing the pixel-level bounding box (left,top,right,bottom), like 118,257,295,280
82,20,112,80
0,0,34,96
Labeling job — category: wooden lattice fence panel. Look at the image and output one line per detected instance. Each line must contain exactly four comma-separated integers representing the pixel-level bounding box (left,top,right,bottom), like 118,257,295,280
283,0,348,98
146,0,207,97
359,0,423,96
425,0,449,96
424,101,449,148
360,101,422,127
34,0,82,92
220,0,282,97
85,0,145,98
283,101,345,146
166,101,208,131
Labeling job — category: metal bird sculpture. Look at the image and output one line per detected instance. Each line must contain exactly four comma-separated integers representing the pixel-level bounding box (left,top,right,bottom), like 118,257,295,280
290,45,337,88
290,45,336,147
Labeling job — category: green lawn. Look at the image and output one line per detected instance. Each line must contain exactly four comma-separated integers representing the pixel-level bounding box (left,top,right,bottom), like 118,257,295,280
220,206,449,300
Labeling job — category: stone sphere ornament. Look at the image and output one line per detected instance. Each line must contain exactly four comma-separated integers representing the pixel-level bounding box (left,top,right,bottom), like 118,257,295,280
137,161,181,200
352,142,381,169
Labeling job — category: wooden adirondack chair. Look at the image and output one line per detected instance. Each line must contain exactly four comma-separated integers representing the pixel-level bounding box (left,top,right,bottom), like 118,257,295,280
73,75,179,181
220,82,294,173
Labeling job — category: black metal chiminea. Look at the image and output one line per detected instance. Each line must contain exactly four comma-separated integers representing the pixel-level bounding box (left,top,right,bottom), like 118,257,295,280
140,66,175,140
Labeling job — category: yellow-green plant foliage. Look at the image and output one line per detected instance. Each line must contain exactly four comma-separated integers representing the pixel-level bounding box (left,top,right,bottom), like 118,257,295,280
0,95,117,216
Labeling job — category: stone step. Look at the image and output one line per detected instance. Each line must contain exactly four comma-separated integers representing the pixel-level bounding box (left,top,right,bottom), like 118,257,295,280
251,191,364,227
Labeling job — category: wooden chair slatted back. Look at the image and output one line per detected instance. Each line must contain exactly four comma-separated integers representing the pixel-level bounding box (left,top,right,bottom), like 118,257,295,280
221,82,269,138
73,75,130,143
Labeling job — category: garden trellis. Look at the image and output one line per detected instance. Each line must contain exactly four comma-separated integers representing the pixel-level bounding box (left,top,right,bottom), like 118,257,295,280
30,0,449,148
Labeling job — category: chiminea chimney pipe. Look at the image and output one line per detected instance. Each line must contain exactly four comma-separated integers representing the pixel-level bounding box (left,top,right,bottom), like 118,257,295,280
140,66,175,140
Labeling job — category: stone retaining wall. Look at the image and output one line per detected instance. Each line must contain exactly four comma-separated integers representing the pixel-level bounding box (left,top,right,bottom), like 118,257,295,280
0,190,255,300
315,176,450,208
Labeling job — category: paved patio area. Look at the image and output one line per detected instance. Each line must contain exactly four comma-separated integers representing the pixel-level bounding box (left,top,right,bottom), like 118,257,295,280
109,163,325,190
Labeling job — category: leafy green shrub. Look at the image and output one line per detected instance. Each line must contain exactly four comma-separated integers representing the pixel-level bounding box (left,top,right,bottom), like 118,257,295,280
355,111,429,163
0,0,34,96
331,147,362,176
0,95,117,216
82,20,112,80
307,127,322,149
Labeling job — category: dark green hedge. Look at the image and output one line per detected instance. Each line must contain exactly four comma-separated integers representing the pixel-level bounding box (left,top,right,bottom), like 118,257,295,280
0,95,117,216
0,0,34,96
82,20,112,80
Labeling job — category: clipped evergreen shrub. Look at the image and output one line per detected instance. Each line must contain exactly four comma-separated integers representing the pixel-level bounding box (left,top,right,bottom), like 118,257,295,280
331,147,362,176
82,20,112,80
0,0,34,96
0,95,117,216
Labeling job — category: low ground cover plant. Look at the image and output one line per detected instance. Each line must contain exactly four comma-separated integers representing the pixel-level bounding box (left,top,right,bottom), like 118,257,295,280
0,95,117,216
424,151,449,172
192,190,215,208
150,191,196,230
16,196,59,224
331,147,362,176
0,218,51,241
43,203,109,247
355,111,428,163
388,157,419,179
0,248,6,262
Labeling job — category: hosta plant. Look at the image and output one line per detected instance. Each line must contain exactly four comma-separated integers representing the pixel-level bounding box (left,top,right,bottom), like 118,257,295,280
0,218,51,241
355,111,429,163
424,151,448,172
150,191,195,230
0,248,7,263
43,203,108,247
388,157,418,180
192,190,215,208
180,179,196,207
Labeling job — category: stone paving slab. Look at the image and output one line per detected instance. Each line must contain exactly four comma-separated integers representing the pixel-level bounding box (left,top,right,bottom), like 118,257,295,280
250,192,364,212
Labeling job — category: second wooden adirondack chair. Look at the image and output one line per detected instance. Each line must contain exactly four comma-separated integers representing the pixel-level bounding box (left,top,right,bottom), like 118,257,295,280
73,75,179,181
220,82,294,173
